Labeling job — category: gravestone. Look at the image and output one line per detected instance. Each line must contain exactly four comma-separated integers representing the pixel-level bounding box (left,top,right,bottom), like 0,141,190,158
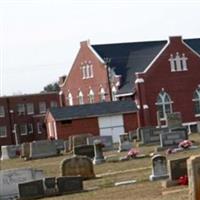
197,121,200,133
18,179,44,199
140,127,169,145
128,130,137,141
87,135,113,151
21,142,30,160
68,136,73,151
168,157,188,180
1,144,21,160
166,112,182,129
30,140,58,159
60,155,95,179
187,155,200,200
74,145,94,159
52,139,64,153
72,134,92,151
43,177,57,196
93,140,105,165
160,130,188,148
149,155,169,181
57,176,83,194
64,140,69,152
0,168,44,200
118,134,132,152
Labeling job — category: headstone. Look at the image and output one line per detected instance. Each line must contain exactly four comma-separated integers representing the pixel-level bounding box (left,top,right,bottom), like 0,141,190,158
0,168,44,200
140,127,169,145
43,177,57,196
68,136,73,152
74,145,94,159
168,157,188,180
128,130,137,141
64,140,69,152
149,155,169,181
118,134,132,152
93,140,105,165
52,139,64,153
166,112,182,129
30,140,58,159
1,145,21,160
60,155,95,179
187,155,200,200
57,176,83,194
18,179,44,199
87,135,113,151
160,130,188,148
197,121,200,133
72,134,92,151
21,142,30,160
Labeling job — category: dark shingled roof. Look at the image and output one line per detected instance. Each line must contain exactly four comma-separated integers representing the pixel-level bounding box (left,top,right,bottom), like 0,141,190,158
92,38,200,95
49,100,137,121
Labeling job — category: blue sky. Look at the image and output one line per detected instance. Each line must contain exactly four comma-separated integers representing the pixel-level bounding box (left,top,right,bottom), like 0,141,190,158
0,0,200,95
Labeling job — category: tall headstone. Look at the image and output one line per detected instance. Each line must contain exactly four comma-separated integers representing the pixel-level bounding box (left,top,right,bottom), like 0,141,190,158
0,168,44,200
149,155,169,181
187,155,200,200
118,134,132,152
166,112,182,129
93,140,105,165
60,155,95,179
168,157,188,181
21,142,30,160
1,145,21,160
74,145,94,159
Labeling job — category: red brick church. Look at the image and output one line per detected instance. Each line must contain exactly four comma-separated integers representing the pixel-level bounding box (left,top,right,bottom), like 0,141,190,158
60,36,200,131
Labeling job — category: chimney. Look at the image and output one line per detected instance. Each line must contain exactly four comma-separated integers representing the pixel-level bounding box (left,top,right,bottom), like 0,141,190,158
169,36,183,43
80,40,90,47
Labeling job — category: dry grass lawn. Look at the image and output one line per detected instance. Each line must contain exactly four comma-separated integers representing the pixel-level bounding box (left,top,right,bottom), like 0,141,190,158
1,133,200,200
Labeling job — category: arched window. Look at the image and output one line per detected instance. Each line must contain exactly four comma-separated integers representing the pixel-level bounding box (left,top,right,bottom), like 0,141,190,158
88,89,95,103
67,92,73,106
78,90,84,105
193,88,200,115
112,86,117,101
99,87,106,102
156,90,173,119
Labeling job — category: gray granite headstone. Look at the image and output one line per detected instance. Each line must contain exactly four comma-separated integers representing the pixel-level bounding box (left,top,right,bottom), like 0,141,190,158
43,177,57,196
72,134,92,151
74,145,94,159
93,140,105,165
169,157,188,180
166,112,182,129
149,155,169,181
1,145,21,160
57,176,83,194
0,168,44,200
118,134,132,152
18,179,44,199
30,140,58,159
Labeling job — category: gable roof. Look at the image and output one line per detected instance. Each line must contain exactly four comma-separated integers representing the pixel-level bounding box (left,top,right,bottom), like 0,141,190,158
49,100,137,121
92,38,200,95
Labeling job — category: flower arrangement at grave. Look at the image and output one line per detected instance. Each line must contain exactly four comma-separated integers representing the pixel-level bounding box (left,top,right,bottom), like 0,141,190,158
178,140,192,149
127,148,139,159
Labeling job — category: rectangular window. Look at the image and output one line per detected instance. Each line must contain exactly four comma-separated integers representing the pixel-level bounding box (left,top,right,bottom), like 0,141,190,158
50,101,58,108
17,104,25,115
39,102,46,114
194,101,200,115
20,124,27,135
0,106,5,117
157,105,164,119
26,103,34,115
0,126,7,137
27,123,33,134
37,122,43,134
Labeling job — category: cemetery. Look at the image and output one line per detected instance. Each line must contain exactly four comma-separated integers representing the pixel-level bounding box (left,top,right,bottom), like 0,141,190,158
0,128,200,200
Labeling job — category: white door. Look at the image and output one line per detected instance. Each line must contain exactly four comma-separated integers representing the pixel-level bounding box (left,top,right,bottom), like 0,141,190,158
98,115,125,143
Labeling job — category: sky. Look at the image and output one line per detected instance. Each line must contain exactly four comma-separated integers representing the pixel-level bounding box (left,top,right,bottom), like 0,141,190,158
0,0,200,96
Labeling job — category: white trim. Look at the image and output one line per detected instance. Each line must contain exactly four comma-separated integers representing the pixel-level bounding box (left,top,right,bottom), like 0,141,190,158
143,41,169,73
182,40,200,59
88,43,105,64
48,122,53,138
135,78,144,84
59,91,63,95
143,104,149,109
195,114,200,117
136,105,141,109
182,121,198,126
53,121,58,140
115,92,133,97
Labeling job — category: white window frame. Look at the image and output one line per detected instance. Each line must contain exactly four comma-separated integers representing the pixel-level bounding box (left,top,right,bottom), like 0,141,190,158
37,122,43,134
78,90,84,105
193,88,200,117
0,106,5,117
17,104,25,115
27,123,33,134
112,86,117,101
88,89,95,103
99,87,106,102
26,103,34,115
81,63,94,79
67,92,73,106
20,124,27,136
155,91,173,121
39,102,46,114
0,126,7,138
